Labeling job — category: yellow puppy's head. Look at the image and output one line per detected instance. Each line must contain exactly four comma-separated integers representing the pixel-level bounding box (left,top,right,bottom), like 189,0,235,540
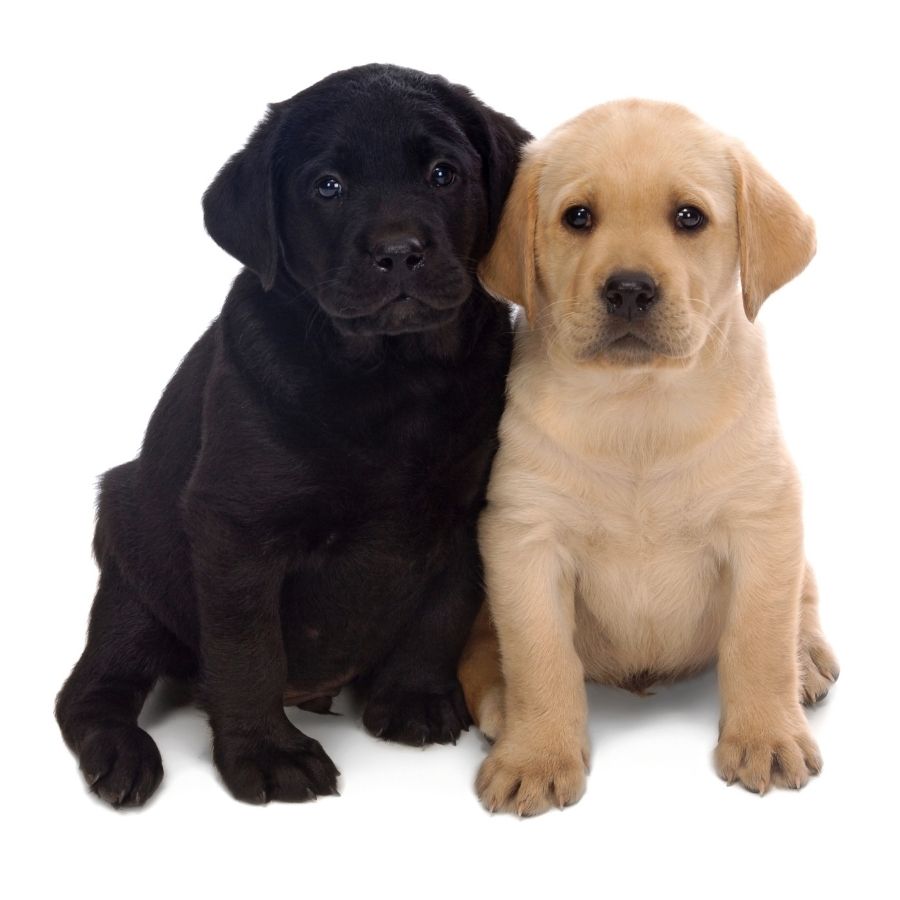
480,100,816,368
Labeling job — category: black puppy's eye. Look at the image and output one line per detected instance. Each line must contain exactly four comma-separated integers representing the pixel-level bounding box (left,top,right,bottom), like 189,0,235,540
316,176,343,199
430,164,456,187
564,205,593,230
675,205,705,230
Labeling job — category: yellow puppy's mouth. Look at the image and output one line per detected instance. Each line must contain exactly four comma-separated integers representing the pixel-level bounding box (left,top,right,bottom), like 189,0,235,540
577,329,694,368
566,303,701,367
608,334,652,351
601,333,658,365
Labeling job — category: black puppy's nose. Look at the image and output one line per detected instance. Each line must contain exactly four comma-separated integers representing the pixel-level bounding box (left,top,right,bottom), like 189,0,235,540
372,236,425,272
602,272,658,319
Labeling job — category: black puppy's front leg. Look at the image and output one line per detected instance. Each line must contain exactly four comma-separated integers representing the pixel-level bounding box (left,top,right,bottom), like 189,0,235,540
363,532,481,746
191,512,339,803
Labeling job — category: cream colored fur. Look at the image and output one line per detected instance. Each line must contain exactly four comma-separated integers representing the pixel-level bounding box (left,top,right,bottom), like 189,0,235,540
460,100,839,816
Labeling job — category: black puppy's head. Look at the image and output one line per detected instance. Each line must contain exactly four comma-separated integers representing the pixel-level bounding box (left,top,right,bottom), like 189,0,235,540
203,64,530,336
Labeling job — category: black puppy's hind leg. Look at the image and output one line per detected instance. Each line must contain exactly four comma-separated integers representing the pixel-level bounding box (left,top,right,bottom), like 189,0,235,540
55,565,181,808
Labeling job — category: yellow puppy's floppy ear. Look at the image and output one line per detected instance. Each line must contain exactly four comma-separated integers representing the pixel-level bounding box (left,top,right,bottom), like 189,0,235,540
478,141,541,321
732,144,816,321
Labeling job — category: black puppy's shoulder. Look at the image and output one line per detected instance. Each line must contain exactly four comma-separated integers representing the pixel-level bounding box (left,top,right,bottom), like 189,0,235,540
186,268,512,539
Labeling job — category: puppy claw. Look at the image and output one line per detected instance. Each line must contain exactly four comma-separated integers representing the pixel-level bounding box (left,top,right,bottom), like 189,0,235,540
363,683,470,747
79,725,163,809
476,738,587,817
715,713,820,795
800,635,841,706
214,724,339,804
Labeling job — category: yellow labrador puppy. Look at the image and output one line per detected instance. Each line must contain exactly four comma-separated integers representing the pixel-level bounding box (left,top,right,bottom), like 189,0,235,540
459,100,839,815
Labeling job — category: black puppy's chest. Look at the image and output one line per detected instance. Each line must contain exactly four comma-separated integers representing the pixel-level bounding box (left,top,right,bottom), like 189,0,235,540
276,373,493,688
282,370,490,564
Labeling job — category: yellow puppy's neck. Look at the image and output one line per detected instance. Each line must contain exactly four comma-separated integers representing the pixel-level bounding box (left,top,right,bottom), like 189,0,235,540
511,301,773,465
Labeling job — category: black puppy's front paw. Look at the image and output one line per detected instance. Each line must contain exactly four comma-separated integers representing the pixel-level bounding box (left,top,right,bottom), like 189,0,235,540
214,723,340,804
363,683,472,746
79,724,163,808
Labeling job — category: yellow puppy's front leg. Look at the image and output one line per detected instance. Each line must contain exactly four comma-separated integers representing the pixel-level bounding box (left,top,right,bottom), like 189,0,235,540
476,520,589,816
716,506,822,793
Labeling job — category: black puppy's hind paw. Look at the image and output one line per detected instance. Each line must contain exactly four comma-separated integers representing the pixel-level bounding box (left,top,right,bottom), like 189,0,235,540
214,728,340,804
79,725,163,809
363,683,472,747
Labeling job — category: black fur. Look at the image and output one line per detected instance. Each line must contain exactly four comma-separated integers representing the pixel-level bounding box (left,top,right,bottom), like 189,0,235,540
55,64,530,807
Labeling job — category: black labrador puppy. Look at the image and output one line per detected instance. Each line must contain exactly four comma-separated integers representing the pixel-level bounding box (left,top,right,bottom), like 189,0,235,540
56,64,530,807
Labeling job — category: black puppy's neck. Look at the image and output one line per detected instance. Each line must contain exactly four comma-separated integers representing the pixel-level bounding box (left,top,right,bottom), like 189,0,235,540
221,269,494,410
265,270,486,367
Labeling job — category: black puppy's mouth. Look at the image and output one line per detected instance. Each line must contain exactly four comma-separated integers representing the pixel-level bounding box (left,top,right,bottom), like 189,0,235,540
329,293,463,336
388,294,427,316
332,291,458,318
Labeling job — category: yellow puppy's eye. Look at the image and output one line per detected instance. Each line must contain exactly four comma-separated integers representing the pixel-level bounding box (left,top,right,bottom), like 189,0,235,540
564,205,592,230
675,205,704,230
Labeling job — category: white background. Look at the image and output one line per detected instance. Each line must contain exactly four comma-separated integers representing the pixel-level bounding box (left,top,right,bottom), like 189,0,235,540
4,1,898,896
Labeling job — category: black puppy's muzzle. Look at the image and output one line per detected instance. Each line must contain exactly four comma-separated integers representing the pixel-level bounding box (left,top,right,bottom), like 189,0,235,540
316,222,472,335
602,271,658,321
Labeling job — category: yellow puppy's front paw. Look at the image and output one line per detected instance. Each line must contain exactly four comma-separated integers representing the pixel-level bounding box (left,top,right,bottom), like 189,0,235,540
475,739,588,816
715,711,822,794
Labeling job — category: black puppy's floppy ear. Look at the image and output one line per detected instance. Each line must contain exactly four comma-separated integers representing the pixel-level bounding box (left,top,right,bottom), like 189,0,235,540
203,103,284,291
443,83,532,243
478,105,533,238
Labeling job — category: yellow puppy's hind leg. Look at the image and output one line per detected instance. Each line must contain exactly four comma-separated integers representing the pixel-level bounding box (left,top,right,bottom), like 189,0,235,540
458,605,506,741
798,564,840,706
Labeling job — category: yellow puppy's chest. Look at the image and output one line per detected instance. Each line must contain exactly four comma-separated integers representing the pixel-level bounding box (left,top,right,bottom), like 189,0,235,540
567,468,729,685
